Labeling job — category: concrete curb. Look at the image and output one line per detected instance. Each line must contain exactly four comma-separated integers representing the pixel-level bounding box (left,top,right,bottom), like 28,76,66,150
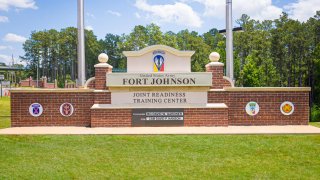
0,125,320,135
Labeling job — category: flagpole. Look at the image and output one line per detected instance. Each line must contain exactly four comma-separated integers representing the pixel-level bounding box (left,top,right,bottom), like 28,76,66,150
77,0,85,87
226,0,233,80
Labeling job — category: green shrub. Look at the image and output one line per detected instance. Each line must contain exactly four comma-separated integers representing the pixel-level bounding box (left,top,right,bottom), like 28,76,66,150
311,104,320,122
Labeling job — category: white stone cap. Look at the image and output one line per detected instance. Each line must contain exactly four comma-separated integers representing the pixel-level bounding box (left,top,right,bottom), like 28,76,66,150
98,53,108,63
205,62,224,67
206,52,224,67
209,52,220,62
94,63,113,68
91,103,228,109
94,53,113,68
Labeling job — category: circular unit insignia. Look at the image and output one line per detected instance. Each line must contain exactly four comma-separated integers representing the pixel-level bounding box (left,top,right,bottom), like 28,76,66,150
245,101,260,116
60,103,74,117
29,103,43,117
280,101,294,115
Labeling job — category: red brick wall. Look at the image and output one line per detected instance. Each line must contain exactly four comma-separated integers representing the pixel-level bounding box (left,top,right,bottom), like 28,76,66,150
208,91,309,125
184,108,228,126
11,92,94,127
94,91,111,104
87,79,95,89
91,109,132,127
206,65,232,89
95,67,112,90
91,108,228,127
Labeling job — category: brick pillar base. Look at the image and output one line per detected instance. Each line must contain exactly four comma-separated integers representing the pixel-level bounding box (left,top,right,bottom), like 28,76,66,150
206,62,233,89
94,63,113,90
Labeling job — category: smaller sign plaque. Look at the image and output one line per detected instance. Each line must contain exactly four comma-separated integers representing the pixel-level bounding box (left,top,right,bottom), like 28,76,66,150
132,109,184,127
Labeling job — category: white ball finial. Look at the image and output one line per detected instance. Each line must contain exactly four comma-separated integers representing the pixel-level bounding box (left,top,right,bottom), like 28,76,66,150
98,53,108,63
209,52,220,62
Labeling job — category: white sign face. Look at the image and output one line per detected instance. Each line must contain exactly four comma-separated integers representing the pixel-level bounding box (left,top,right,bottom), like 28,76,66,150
0,74,4,80
106,73,212,87
280,101,294,115
111,92,207,105
245,101,260,116
60,103,74,117
29,103,43,117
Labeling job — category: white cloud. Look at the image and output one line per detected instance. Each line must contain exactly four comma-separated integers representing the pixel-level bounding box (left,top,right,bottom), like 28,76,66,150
85,25,93,31
3,33,27,43
284,0,320,22
135,12,141,19
135,0,203,28
107,10,121,17
86,12,95,19
181,0,283,21
0,15,8,22
0,0,37,11
0,45,12,50
0,54,11,64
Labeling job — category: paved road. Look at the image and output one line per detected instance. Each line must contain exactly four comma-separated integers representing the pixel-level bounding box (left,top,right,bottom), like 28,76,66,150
1,125,320,135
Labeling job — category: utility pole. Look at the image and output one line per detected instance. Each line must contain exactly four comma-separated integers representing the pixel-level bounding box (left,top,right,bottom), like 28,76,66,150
77,0,86,87
226,0,234,81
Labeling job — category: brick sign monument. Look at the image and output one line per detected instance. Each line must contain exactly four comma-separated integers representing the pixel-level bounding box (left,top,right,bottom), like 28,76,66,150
11,45,310,127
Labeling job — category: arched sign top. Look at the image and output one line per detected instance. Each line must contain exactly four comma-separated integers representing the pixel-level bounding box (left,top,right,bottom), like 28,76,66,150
124,45,195,73
123,45,195,57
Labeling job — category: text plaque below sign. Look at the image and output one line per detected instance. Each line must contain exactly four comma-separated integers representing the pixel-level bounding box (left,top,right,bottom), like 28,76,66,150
106,72,212,87
111,92,207,105
132,109,184,127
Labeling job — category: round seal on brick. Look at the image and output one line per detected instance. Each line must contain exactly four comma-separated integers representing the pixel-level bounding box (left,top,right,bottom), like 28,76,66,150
29,103,43,117
245,101,259,116
60,103,74,117
280,101,294,115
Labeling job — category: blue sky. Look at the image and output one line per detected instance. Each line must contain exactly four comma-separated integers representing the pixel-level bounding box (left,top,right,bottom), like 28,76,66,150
0,0,319,65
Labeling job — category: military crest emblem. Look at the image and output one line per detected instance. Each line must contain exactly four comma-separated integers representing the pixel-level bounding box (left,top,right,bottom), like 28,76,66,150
280,101,294,115
245,101,260,116
153,50,165,72
60,103,74,117
29,103,43,117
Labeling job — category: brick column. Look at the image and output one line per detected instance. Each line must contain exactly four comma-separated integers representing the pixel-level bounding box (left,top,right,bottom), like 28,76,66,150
94,53,113,90
205,52,233,89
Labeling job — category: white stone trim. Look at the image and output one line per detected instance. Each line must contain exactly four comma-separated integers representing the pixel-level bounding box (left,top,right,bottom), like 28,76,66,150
94,63,113,68
91,103,228,109
224,87,311,92
84,77,95,89
123,45,195,57
223,76,235,87
93,90,110,92
10,89,94,93
205,62,224,67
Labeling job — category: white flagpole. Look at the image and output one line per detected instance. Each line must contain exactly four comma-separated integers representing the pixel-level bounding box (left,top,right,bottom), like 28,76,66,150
77,0,85,87
226,0,233,80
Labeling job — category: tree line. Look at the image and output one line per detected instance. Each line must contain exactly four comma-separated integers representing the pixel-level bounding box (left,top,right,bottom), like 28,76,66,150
21,12,320,106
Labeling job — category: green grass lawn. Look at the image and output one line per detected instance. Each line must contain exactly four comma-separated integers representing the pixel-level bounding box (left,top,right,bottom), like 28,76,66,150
0,135,319,179
0,96,10,129
309,122,320,128
1,97,320,178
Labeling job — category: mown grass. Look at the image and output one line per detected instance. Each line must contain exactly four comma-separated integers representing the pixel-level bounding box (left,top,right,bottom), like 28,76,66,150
0,96,10,129
0,97,320,178
0,135,319,179
309,122,320,128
